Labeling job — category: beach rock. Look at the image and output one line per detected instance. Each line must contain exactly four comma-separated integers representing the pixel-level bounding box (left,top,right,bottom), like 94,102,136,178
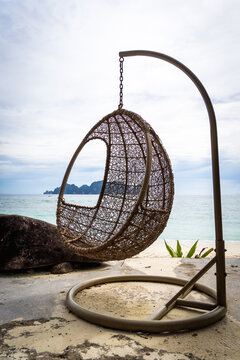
0,214,96,272
51,262,74,274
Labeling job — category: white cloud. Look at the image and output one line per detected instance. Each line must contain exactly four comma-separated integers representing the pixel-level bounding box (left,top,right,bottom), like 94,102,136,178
0,0,240,194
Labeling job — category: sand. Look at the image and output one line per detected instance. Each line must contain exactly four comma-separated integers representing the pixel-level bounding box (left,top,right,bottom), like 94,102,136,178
0,240,239,360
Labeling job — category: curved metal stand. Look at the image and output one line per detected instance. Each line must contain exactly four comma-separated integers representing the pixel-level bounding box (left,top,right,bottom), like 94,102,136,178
119,51,226,308
65,50,226,332
66,274,226,333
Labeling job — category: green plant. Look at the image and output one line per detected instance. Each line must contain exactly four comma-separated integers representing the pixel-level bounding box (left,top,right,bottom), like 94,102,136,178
164,240,213,258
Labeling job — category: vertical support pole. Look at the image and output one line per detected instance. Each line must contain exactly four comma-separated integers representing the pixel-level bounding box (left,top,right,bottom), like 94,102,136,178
119,50,226,307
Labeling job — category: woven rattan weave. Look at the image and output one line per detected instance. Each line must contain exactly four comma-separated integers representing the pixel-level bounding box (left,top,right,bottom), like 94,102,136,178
57,108,174,261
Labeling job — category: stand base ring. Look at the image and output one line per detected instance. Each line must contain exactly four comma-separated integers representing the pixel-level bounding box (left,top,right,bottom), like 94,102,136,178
66,274,226,333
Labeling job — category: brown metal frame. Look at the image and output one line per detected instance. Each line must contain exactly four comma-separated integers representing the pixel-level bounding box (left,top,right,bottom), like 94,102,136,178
65,50,227,332
119,50,226,308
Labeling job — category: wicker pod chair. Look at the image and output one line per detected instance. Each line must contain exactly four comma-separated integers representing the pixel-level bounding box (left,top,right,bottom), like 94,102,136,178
57,108,174,261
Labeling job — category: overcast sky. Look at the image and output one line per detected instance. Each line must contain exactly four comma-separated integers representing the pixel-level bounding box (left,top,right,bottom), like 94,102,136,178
0,0,239,195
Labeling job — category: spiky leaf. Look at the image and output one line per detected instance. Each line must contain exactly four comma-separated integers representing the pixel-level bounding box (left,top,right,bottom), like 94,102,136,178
164,240,178,257
176,240,183,257
186,240,199,258
201,248,214,258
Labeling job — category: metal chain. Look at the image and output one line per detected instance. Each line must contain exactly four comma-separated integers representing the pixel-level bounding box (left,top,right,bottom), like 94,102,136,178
118,57,124,109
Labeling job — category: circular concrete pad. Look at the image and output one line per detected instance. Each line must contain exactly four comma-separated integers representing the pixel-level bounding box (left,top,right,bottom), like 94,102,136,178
66,275,226,332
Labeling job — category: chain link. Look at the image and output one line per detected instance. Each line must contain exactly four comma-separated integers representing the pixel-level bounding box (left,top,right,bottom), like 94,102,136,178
118,57,124,109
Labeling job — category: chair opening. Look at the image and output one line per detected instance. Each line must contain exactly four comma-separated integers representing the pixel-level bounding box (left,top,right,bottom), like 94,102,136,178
65,139,107,207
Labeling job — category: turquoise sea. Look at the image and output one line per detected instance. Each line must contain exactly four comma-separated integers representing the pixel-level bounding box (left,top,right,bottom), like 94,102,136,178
0,194,239,242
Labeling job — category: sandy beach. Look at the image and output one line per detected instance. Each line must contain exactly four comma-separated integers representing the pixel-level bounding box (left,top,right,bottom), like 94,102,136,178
1,253,239,359
0,234,239,359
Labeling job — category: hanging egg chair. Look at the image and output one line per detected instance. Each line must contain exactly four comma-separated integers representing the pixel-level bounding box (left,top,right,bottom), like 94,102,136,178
56,107,174,261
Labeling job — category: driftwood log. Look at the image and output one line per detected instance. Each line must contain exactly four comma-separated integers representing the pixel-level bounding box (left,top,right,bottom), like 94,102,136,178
0,214,97,272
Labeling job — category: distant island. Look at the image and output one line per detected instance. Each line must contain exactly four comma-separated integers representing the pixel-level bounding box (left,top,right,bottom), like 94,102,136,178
44,180,141,195
44,181,103,195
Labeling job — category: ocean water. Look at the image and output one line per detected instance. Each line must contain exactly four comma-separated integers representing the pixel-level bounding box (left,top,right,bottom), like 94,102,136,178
0,194,239,242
